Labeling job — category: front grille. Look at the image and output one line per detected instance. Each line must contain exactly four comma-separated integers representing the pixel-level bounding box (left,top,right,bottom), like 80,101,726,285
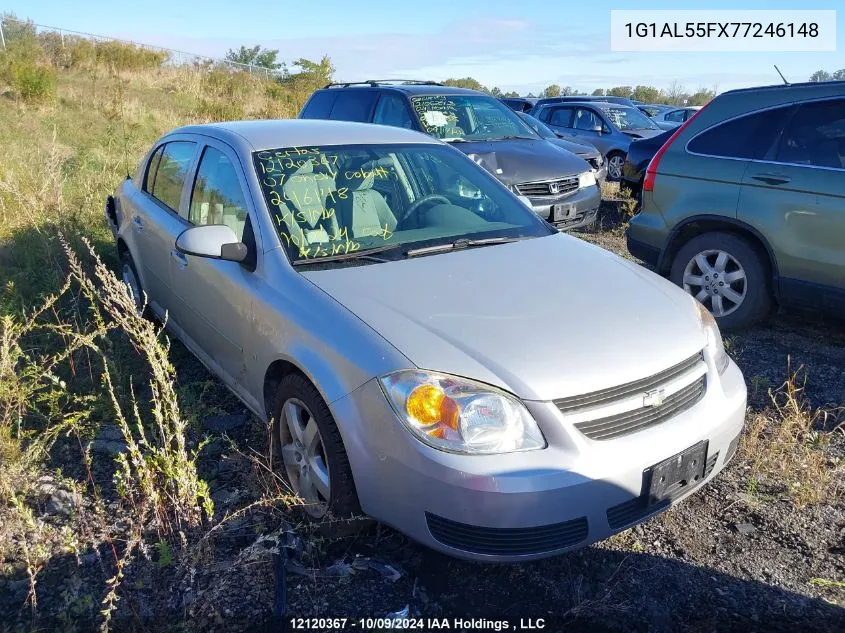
607,497,668,530
574,376,706,441
515,176,578,197
426,512,588,556
555,352,703,413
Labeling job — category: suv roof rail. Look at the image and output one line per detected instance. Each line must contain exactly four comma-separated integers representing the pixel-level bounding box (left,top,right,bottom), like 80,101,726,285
323,79,444,89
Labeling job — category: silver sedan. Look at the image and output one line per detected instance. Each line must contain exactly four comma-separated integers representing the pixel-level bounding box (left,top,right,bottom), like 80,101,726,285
107,120,746,561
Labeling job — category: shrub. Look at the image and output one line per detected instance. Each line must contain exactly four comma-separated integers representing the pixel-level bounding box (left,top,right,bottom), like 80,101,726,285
10,61,56,103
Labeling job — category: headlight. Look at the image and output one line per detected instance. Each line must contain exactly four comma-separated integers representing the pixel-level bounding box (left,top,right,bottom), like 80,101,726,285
695,301,730,374
379,370,546,454
578,171,596,189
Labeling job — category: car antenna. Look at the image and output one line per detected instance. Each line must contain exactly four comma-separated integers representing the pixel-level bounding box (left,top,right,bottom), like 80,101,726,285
774,65,789,85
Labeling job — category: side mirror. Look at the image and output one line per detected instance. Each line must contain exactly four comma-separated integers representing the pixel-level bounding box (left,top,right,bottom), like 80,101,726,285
175,225,247,262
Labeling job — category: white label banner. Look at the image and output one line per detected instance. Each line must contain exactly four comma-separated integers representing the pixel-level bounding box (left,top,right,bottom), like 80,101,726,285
610,10,836,52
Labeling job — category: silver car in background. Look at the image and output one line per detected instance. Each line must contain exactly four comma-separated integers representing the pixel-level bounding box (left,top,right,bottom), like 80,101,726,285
106,120,746,561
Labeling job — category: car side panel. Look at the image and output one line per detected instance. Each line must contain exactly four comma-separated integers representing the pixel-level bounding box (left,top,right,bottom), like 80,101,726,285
739,162,845,307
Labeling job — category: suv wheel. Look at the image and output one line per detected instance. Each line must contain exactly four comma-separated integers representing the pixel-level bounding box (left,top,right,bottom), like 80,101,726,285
273,374,364,533
670,232,771,331
606,152,625,181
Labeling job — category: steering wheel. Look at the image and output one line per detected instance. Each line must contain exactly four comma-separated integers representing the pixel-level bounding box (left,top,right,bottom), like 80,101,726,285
398,194,451,226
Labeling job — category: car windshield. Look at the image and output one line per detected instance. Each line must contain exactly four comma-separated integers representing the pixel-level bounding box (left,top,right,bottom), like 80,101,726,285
410,95,536,142
517,113,555,140
601,106,660,131
639,105,666,117
252,143,553,265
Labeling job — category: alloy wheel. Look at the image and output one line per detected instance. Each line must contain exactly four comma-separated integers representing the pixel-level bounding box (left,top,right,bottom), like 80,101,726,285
682,249,747,317
279,397,331,518
607,155,624,180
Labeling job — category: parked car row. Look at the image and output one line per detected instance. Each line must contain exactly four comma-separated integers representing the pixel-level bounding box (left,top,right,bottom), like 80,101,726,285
300,81,602,231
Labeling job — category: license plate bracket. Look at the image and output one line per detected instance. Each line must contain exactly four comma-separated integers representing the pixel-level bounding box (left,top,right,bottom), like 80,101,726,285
645,441,708,505
552,203,577,221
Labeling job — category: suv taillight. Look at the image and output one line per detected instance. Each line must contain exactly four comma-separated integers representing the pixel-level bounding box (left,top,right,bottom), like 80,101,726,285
643,105,709,193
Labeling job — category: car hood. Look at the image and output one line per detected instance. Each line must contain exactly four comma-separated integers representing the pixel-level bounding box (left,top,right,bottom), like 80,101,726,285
448,138,590,185
621,128,665,139
301,234,705,401
548,138,600,159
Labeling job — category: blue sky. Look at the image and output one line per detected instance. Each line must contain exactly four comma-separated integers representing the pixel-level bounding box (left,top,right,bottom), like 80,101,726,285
4,0,843,94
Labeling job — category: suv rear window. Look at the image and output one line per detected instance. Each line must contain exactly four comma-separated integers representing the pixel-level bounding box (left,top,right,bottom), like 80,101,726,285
300,91,337,119
687,107,791,160
328,91,378,122
775,98,845,169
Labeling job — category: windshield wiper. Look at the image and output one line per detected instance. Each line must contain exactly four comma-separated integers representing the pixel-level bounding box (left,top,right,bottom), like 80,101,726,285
405,236,524,258
494,135,536,141
291,243,404,267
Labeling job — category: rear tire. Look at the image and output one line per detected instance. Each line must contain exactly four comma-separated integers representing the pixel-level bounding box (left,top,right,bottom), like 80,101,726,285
120,251,147,316
272,374,365,535
670,232,771,331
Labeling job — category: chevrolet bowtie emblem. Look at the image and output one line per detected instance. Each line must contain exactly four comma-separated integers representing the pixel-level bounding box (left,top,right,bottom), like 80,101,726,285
643,388,666,408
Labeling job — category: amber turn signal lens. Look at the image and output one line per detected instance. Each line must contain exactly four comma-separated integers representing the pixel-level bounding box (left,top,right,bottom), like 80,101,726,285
406,384,459,431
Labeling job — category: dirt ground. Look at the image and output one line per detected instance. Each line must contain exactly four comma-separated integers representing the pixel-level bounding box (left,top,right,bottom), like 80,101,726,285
2,202,843,633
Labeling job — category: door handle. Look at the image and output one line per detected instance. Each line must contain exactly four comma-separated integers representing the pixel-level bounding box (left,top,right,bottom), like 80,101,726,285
751,173,791,185
170,249,188,268
132,215,143,231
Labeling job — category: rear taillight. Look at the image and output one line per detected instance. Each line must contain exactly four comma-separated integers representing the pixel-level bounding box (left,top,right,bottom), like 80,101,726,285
643,105,709,193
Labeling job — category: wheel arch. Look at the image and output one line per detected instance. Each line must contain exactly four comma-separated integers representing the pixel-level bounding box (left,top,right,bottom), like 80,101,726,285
658,215,780,300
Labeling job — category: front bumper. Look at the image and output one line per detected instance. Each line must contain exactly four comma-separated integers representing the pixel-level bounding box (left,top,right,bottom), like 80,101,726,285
527,184,601,232
331,359,747,562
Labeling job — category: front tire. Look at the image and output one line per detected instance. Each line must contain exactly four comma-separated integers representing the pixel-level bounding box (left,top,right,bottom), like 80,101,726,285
606,152,625,182
273,374,363,531
670,232,771,331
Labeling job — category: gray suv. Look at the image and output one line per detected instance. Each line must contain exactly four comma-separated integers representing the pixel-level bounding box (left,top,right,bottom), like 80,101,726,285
532,101,664,180
299,81,601,231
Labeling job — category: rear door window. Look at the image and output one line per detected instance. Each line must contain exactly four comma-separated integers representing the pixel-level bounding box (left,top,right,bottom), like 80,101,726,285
149,141,197,212
329,91,379,122
666,109,686,123
300,91,337,119
144,145,164,193
687,107,791,160
775,99,845,169
373,93,415,129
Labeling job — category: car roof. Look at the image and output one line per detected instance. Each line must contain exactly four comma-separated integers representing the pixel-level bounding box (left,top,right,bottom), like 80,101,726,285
320,84,484,97
167,119,439,151
721,79,845,95
547,100,632,109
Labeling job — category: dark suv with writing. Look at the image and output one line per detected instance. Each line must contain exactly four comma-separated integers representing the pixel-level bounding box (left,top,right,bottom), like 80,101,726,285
627,80,845,330
299,80,601,231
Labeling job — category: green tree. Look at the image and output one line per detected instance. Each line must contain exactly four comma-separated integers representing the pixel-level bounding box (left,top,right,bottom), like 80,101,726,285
607,85,633,98
443,77,486,92
809,69,832,82
833,69,845,81
591,88,606,96
503,90,520,97
224,45,282,70
631,85,661,103
542,84,561,97
688,87,716,106
490,86,503,97
560,86,577,96
290,55,335,84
